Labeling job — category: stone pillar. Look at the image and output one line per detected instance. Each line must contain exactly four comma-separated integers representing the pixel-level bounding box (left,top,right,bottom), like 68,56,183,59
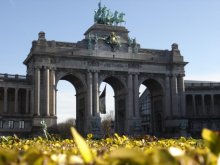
34,67,40,116
50,69,56,116
201,94,205,115
30,88,34,115
93,71,99,116
87,71,93,116
25,89,29,114
177,75,185,116
126,73,133,134
133,73,139,117
165,75,171,116
192,94,196,116
45,67,50,116
3,87,8,113
14,88,18,113
211,94,214,115
171,75,178,116
127,73,133,118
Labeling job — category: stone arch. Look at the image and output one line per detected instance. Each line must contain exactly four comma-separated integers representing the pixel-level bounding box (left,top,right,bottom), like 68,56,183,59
56,71,87,93
139,76,165,91
55,71,87,135
99,74,127,93
139,78,165,136
99,74,127,134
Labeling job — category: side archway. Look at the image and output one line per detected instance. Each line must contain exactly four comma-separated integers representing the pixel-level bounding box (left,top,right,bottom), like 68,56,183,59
56,72,87,135
139,78,165,136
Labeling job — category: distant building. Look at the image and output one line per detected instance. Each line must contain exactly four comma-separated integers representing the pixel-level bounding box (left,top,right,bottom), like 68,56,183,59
139,89,151,133
139,81,220,136
185,80,220,136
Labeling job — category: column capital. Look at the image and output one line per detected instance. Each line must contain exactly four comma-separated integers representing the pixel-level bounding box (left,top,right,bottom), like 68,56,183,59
50,67,56,71
177,74,185,78
165,73,172,77
128,72,139,75
171,73,178,77
87,69,92,73
44,66,51,70
34,66,42,69
91,70,100,73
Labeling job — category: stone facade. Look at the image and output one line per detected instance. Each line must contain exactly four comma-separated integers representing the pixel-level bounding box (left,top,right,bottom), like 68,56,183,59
185,81,220,136
139,81,220,137
0,74,32,135
1,23,214,137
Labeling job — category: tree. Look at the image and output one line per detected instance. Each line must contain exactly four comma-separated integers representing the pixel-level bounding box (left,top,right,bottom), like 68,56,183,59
101,115,114,137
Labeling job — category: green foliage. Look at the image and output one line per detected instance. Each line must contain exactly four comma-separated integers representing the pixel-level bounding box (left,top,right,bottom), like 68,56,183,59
0,128,219,164
71,127,94,164
202,128,220,156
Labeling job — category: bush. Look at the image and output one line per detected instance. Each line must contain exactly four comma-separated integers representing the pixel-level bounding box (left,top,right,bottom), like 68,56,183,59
101,115,114,137
56,118,76,139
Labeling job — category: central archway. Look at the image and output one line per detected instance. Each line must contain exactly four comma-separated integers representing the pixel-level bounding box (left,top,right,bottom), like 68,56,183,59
100,75,127,135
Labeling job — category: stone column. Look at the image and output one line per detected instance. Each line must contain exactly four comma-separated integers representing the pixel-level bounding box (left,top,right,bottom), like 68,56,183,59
192,94,196,116
34,67,40,116
50,69,56,116
87,71,93,116
125,73,133,134
14,88,18,113
3,87,8,113
45,67,50,116
25,89,29,114
127,73,133,118
93,71,99,116
30,88,34,115
201,95,205,115
133,73,139,117
177,75,185,116
165,75,171,116
171,75,178,116
211,94,214,115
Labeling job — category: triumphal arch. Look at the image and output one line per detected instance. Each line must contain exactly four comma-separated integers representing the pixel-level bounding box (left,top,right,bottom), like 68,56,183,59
23,15,187,135
0,3,189,136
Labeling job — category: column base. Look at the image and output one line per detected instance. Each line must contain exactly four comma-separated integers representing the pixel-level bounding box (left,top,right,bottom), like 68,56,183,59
164,118,189,137
125,118,142,136
86,116,102,138
32,116,57,127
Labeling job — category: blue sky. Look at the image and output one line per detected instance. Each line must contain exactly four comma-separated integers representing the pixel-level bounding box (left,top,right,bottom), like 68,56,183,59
1,0,220,80
1,0,220,122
